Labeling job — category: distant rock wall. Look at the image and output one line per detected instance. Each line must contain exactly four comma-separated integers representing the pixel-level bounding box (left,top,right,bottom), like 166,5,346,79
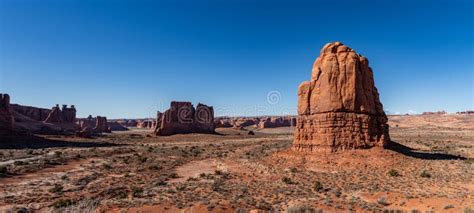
213,116,296,129
10,104,51,122
257,116,295,128
154,101,215,136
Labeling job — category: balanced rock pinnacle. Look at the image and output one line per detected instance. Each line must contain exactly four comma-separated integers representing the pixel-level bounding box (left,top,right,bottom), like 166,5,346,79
293,42,390,152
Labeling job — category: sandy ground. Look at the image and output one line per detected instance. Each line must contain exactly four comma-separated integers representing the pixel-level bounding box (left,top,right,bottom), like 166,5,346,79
0,114,472,212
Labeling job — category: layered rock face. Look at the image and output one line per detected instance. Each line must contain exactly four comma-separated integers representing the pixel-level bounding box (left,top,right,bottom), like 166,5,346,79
154,101,215,136
0,94,14,133
293,42,390,152
10,104,51,121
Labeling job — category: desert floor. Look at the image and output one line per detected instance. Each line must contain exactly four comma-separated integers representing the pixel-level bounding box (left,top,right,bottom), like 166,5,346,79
0,115,473,212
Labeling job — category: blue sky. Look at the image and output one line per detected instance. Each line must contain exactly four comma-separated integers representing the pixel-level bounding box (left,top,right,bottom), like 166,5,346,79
1,0,472,118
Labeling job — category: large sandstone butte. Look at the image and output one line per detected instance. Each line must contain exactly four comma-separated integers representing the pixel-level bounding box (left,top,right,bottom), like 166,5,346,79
293,42,390,152
154,101,215,136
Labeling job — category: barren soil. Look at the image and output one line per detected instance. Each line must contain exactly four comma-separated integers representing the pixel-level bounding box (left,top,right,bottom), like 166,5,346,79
0,115,473,212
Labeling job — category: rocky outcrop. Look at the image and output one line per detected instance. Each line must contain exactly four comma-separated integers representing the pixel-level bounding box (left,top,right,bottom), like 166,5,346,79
257,116,295,128
44,104,76,124
293,42,390,152
213,116,297,129
7,102,78,134
94,116,111,133
10,104,51,121
0,94,14,133
108,121,129,131
77,115,111,135
116,119,138,127
233,118,258,128
214,119,233,128
154,101,215,136
78,115,95,129
77,127,94,138
137,120,155,129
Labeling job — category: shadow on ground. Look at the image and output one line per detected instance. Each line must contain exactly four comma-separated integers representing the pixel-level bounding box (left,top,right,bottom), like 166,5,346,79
0,135,119,149
387,141,466,160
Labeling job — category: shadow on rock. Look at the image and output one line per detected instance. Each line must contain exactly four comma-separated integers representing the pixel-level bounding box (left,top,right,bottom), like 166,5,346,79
387,141,466,160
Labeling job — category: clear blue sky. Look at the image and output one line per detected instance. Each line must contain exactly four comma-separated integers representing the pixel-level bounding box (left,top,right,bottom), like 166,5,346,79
1,0,472,118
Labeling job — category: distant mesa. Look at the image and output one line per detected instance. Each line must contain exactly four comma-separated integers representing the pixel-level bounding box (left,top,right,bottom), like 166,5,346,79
154,101,215,136
293,42,391,152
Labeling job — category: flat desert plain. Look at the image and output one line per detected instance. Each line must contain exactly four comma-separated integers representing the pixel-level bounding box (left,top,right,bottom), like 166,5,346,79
0,114,472,212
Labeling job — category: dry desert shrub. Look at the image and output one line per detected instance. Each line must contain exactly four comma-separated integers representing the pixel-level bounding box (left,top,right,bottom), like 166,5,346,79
52,199,99,213
287,204,322,213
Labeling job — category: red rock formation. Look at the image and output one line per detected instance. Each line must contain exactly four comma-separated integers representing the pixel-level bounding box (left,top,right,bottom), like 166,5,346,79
137,120,155,129
214,119,233,128
78,115,95,129
108,121,129,131
293,42,390,152
61,105,76,123
258,116,294,128
10,104,51,121
77,115,111,135
233,118,257,128
77,126,94,138
0,94,14,133
44,104,62,123
155,101,215,136
43,104,76,124
115,119,138,127
154,112,164,132
93,116,111,133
